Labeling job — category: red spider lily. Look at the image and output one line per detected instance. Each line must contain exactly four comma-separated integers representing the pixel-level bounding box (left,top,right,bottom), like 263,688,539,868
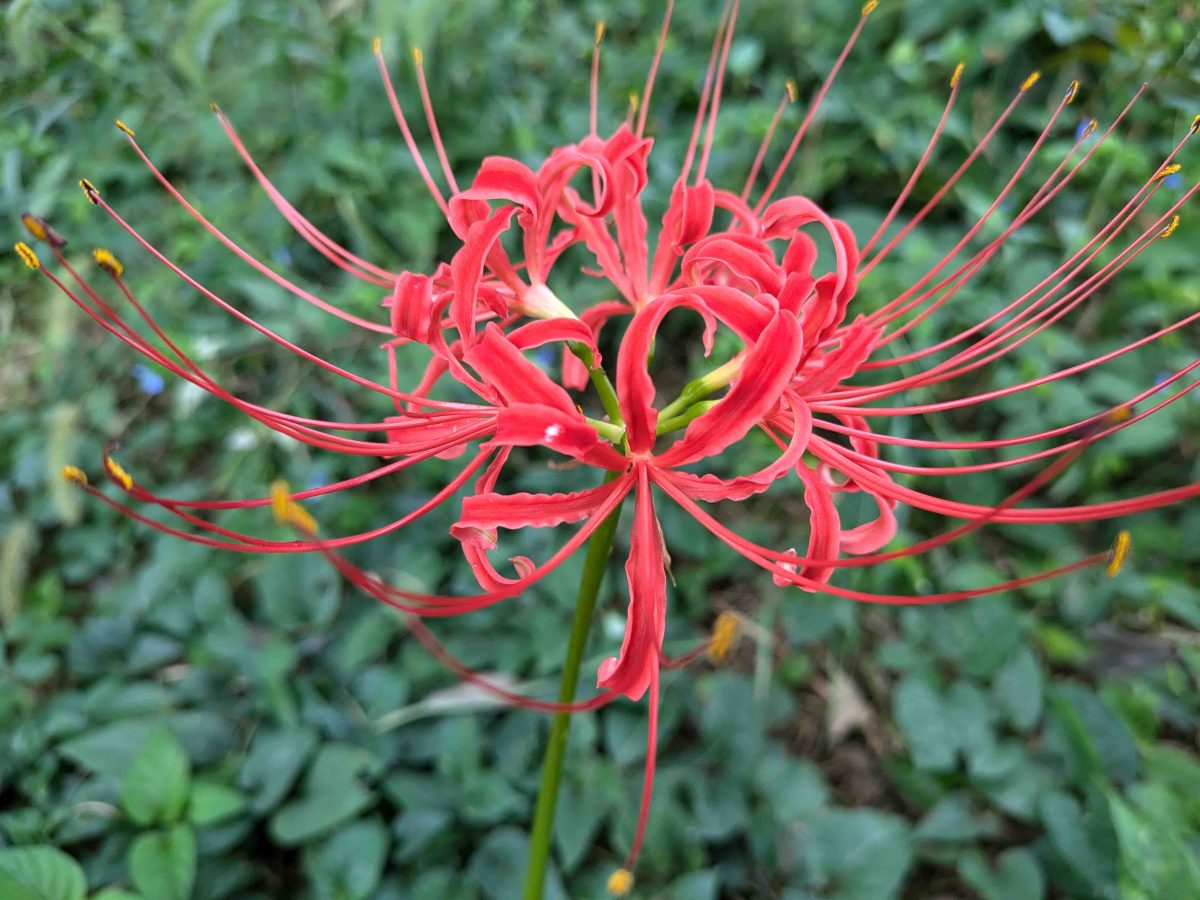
16,0,1200,888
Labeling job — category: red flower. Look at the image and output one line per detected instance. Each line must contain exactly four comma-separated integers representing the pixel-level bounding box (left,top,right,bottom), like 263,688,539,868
18,0,1200,886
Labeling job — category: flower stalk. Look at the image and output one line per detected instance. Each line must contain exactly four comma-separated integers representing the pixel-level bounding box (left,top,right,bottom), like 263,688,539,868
523,472,624,899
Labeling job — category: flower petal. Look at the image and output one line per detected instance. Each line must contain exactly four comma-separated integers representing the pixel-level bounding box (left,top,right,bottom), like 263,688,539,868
666,396,811,502
491,404,626,470
656,304,804,468
463,323,577,415
597,467,665,701
450,207,516,346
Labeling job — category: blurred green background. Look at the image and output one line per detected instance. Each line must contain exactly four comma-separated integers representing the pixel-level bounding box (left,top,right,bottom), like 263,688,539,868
3,0,1200,897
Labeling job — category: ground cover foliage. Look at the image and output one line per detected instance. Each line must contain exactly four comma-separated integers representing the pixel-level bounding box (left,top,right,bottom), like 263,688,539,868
2,0,1200,897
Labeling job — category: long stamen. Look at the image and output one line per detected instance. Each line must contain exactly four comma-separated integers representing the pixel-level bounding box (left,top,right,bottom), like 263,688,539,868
857,73,1049,275
823,191,1194,412
84,187,466,409
117,127,393,334
695,0,740,184
411,47,459,194
635,0,676,137
859,86,1150,342
753,1,877,213
373,37,451,218
590,21,606,136
211,106,396,285
679,0,733,184
859,62,963,256
739,80,796,201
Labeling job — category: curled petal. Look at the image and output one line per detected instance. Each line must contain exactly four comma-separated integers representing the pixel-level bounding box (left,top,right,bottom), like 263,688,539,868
451,207,516,345
386,272,437,343
507,318,599,361
711,187,758,233
839,487,898,554
681,234,783,295
794,463,840,586
457,156,541,210
665,180,716,247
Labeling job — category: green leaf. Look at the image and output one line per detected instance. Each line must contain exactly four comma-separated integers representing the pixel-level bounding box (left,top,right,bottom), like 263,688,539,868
992,646,1043,732
1108,791,1200,898
467,827,567,900
268,745,379,847
128,825,197,900
187,780,246,827
0,846,86,900
892,676,956,771
237,727,318,814
269,786,375,847
959,848,1045,900
122,727,191,826
303,817,390,900
802,809,914,900
1039,791,1119,896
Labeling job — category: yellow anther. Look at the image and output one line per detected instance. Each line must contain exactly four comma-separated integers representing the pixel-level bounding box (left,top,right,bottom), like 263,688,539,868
1101,405,1133,426
1191,115,1200,135
708,611,741,663
104,457,134,491
270,481,291,523
79,178,100,204
1082,119,1098,139
270,480,317,534
20,212,48,242
1154,163,1182,182
785,78,798,103
1106,530,1131,577
61,465,88,486
411,46,423,66
21,212,66,248
115,119,135,137
1065,80,1079,104
594,20,606,46
628,91,640,114
1161,215,1180,239
209,101,222,115
371,36,382,56
606,868,634,897
92,248,124,277
14,242,40,270
950,63,964,89
861,0,879,16
1020,71,1041,92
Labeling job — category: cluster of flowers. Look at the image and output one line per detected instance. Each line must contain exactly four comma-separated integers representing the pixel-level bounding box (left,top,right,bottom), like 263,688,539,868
15,0,1199,888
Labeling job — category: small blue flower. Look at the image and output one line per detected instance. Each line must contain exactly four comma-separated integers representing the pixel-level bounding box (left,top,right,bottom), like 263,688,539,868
1074,119,1093,141
306,468,330,501
1163,172,1183,190
131,363,165,396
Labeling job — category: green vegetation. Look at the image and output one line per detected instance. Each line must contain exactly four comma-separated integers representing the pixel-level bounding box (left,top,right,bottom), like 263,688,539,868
2,0,1199,897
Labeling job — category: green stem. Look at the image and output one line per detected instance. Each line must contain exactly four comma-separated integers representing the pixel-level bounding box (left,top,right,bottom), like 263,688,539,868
522,473,623,899
568,342,624,425
655,400,718,435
